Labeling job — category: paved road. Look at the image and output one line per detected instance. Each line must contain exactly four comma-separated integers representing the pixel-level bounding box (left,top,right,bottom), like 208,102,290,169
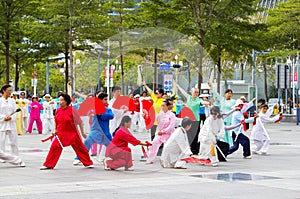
0,122,299,199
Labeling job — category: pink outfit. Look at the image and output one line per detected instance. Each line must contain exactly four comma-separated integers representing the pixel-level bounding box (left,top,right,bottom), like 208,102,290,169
27,101,43,133
147,110,176,163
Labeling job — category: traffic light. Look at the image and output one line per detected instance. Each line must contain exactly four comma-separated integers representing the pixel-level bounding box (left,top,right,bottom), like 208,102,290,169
172,64,181,68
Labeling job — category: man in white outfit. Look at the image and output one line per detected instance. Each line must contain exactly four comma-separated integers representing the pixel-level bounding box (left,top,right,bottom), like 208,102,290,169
108,86,127,134
160,118,194,169
0,85,20,163
42,94,56,134
251,104,281,155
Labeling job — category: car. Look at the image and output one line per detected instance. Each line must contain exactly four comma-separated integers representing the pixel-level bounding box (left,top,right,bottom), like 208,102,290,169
268,98,284,107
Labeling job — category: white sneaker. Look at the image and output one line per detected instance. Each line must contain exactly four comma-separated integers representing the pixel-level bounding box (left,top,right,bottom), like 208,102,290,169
73,159,82,166
174,166,187,169
40,166,53,170
19,161,26,167
140,156,147,162
125,167,134,171
212,162,218,167
244,156,252,159
145,161,154,164
0,159,6,163
86,164,94,168
260,152,270,156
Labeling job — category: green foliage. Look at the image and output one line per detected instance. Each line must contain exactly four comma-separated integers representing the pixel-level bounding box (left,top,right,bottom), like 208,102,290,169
265,0,300,57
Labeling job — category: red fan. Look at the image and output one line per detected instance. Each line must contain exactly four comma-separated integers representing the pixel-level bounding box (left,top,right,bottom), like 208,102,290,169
181,157,211,165
78,97,106,116
128,98,136,114
178,107,196,121
141,100,155,130
112,96,130,110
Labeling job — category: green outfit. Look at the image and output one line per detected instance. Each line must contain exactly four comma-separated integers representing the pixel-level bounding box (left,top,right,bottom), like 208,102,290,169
187,95,201,121
211,89,236,146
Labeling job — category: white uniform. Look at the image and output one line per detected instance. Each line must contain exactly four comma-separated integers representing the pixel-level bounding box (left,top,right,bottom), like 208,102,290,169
0,97,19,155
250,107,280,153
42,100,56,134
0,149,23,165
108,97,127,135
198,116,225,163
160,127,192,168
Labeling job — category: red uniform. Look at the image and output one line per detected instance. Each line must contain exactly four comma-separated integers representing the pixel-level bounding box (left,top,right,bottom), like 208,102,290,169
42,106,93,168
105,126,140,169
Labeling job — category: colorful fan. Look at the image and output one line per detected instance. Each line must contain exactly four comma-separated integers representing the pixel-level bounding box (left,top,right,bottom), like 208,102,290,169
78,97,106,116
112,96,130,110
181,157,211,165
178,107,196,121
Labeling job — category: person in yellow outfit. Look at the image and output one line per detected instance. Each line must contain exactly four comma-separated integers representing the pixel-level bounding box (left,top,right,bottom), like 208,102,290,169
12,92,23,135
142,82,165,140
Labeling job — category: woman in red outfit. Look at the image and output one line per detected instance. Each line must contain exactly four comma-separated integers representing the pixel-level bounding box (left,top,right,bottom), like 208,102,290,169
104,115,149,171
40,93,93,170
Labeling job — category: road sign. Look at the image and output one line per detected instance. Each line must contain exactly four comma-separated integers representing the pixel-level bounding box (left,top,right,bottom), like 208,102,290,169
276,64,290,89
164,74,173,92
159,63,170,70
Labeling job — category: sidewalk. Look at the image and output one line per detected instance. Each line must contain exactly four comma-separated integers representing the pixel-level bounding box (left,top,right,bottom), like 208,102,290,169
0,122,299,199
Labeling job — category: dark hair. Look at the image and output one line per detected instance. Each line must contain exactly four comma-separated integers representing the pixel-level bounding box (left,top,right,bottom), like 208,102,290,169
98,92,108,100
57,91,63,98
224,89,233,94
1,84,12,93
59,92,72,105
112,115,131,136
181,118,192,128
157,88,164,95
94,90,102,97
120,115,131,126
257,98,266,109
261,104,269,109
163,99,172,106
141,91,147,95
112,86,121,93
210,106,222,118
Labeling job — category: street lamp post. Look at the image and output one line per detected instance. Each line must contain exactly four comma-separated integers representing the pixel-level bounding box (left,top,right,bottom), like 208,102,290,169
46,54,66,94
95,45,104,92
46,58,50,94
175,55,178,94
252,50,269,109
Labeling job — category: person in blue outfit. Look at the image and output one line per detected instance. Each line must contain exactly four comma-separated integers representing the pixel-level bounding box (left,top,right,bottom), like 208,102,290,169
227,99,256,159
73,92,114,165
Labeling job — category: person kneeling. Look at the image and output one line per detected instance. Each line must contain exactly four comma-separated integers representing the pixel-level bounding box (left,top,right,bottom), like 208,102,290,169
160,118,194,169
104,116,150,171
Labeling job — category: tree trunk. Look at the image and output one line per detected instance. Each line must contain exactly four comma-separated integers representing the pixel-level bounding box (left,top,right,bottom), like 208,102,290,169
120,52,124,94
14,52,19,91
241,62,244,80
5,33,10,84
64,49,69,93
217,51,222,93
69,26,74,94
198,45,203,90
154,48,158,90
187,61,191,91
263,60,268,101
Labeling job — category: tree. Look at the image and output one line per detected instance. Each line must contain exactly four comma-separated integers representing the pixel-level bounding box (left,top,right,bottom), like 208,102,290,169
266,0,300,56
29,0,107,93
0,0,40,84
170,0,262,90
